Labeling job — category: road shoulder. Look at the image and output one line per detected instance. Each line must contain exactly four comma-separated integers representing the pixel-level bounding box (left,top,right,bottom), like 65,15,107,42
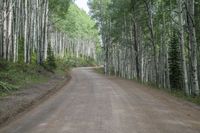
0,73,71,127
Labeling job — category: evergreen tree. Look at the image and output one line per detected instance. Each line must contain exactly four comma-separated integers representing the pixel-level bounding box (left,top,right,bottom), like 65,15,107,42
45,43,57,71
168,31,183,91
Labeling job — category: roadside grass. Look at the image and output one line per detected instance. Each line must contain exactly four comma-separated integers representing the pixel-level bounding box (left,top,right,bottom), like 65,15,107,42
59,56,96,68
171,91,200,105
94,67,104,74
145,82,200,105
0,61,51,96
0,56,96,97
94,67,200,106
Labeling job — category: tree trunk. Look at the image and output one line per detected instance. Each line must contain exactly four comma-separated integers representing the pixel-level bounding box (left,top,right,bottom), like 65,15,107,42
187,0,199,95
24,0,28,63
178,0,189,95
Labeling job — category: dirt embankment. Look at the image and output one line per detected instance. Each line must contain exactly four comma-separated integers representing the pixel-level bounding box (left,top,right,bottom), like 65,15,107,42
0,74,71,127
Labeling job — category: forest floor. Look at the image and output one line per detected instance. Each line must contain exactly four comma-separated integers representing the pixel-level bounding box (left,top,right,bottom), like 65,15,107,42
0,67,200,133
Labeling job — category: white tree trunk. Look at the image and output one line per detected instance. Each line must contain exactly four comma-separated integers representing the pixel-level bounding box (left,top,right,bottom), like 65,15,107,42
187,0,199,95
178,0,189,95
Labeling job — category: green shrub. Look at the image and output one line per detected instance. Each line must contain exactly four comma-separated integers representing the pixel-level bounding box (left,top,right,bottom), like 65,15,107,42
168,30,183,91
0,59,9,71
0,81,18,93
44,44,57,72
18,38,24,63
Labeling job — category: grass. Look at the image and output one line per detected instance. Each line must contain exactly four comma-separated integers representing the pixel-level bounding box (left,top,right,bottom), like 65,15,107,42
94,67,200,106
94,67,104,74
144,82,200,105
0,81,18,96
58,56,96,68
0,61,51,96
171,91,200,105
0,56,96,97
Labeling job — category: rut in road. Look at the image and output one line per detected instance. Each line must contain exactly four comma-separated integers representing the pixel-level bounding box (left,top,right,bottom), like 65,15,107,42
0,68,200,133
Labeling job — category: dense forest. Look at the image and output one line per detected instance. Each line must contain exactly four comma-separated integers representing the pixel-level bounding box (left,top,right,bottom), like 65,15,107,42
1,0,200,98
0,0,99,92
89,0,200,96
0,0,99,64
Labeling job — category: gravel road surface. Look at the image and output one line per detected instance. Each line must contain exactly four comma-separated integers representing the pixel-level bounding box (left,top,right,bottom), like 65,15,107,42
0,68,200,133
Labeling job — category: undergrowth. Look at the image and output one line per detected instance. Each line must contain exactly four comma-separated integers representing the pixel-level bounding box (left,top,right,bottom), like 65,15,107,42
94,67,104,74
0,56,96,97
0,60,50,96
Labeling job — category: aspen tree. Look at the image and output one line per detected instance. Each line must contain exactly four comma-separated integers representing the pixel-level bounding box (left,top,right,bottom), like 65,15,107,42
186,0,199,96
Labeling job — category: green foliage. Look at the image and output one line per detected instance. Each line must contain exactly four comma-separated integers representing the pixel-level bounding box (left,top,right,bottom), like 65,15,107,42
49,0,72,18
53,3,99,42
94,67,105,74
44,44,57,72
50,2,100,64
0,59,9,70
171,91,200,105
31,52,37,64
0,81,18,93
168,31,183,91
0,53,96,97
0,60,49,95
56,55,96,70
18,38,24,63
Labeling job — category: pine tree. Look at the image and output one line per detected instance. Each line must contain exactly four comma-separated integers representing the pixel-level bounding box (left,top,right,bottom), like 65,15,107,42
168,31,183,91
45,43,57,71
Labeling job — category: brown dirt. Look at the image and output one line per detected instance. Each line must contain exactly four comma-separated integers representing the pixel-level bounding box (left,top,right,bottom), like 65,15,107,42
0,68,200,133
0,74,71,127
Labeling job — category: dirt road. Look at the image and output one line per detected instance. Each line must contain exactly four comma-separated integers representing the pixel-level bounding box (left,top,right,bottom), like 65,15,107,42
0,68,200,133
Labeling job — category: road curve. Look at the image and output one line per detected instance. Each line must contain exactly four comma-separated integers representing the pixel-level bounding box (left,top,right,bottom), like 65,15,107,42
0,68,200,133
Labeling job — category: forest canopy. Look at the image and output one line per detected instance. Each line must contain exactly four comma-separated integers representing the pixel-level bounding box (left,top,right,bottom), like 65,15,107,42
53,4,99,41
